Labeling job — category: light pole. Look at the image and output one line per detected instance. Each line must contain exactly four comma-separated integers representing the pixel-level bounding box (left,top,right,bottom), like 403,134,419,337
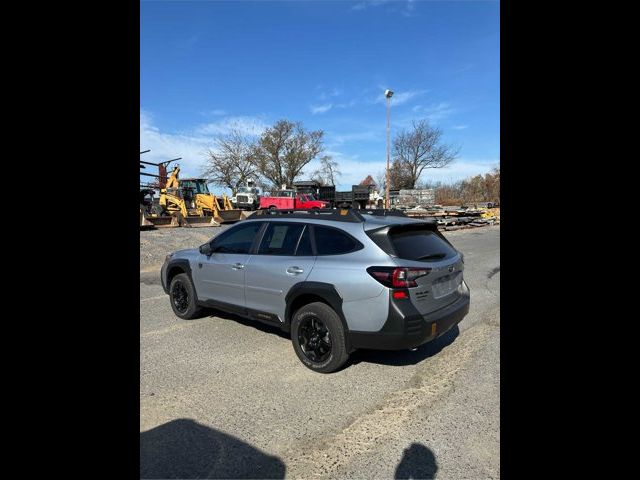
384,89,394,209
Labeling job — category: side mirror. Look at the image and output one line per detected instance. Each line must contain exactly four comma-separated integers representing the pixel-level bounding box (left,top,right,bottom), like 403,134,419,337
199,243,213,255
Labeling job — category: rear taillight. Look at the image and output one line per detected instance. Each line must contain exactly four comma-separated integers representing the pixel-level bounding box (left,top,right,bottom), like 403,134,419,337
367,267,431,288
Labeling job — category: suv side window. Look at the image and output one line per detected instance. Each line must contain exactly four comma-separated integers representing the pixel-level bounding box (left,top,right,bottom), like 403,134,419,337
257,222,305,255
313,225,363,255
211,222,263,254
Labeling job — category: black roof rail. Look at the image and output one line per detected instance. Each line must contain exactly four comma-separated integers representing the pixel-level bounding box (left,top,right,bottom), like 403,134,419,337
252,208,365,223
360,209,408,217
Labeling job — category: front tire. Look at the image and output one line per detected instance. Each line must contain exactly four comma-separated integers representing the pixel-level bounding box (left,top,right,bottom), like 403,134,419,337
291,302,349,373
169,273,203,319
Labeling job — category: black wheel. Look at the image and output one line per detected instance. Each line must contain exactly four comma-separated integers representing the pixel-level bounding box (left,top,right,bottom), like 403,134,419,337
269,206,277,212
169,273,203,319
291,302,349,373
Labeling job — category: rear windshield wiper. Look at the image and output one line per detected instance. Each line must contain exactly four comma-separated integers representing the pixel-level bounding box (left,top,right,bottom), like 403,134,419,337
416,253,447,261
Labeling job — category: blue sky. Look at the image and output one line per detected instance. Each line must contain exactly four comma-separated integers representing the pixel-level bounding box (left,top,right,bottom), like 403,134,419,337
141,0,499,193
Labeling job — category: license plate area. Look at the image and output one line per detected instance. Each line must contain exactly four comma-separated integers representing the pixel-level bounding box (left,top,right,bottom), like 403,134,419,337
431,272,462,299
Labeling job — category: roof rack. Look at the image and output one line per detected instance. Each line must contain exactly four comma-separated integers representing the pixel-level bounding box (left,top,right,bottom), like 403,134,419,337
359,209,408,217
252,208,364,223
251,207,417,223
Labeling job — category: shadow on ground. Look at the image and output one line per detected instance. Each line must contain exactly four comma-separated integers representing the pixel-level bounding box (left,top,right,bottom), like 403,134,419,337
395,443,438,479
140,419,286,479
350,325,460,367
204,309,291,340
201,309,459,367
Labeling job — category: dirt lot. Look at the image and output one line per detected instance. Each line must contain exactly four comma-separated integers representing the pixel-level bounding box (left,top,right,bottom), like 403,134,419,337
140,224,500,479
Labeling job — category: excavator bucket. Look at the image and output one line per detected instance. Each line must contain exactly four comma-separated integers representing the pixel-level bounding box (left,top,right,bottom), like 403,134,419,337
140,207,156,230
182,215,220,228
146,215,180,228
213,209,244,223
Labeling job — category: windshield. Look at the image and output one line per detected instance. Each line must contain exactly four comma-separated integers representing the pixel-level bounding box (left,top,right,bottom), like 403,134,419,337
304,193,316,201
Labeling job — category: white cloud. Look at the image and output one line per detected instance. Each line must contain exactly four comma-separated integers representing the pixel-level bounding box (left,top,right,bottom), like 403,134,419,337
351,0,391,11
319,88,342,100
310,104,333,115
452,125,468,130
140,111,214,177
412,102,456,122
375,89,426,106
140,110,267,178
195,116,268,136
326,130,379,147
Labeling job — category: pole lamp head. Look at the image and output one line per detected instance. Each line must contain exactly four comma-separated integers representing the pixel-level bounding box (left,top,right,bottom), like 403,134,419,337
385,89,394,98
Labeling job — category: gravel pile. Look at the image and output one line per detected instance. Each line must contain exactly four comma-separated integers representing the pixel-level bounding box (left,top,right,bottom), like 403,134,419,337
140,225,231,272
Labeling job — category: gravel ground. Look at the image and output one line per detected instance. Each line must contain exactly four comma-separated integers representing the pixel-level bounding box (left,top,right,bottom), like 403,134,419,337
140,225,232,272
140,225,500,479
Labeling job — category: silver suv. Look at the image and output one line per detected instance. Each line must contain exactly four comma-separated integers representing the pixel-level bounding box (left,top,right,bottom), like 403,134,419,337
161,209,470,373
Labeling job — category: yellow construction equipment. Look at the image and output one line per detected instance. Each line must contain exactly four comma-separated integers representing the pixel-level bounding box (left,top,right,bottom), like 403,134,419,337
179,176,246,224
155,167,219,227
140,154,245,227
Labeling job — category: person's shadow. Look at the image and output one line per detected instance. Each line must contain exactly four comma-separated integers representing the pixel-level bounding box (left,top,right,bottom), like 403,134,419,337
140,419,286,479
395,443,438,479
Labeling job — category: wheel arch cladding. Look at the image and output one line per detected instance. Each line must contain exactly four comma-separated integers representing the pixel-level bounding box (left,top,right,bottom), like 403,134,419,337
285,282,351,348
166,259,193,289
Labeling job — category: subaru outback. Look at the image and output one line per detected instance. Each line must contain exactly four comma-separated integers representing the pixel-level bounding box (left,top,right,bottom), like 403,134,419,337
161,209,470,373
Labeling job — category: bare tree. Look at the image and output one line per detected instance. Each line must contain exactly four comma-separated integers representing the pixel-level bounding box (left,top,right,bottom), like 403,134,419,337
393,120,459,188
390,159,414,190
251,120,324,189
311,155,341,186
202,129,258,194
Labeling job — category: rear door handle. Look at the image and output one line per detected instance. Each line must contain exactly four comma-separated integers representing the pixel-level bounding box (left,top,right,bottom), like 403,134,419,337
232,263,245,270
286,266,304,275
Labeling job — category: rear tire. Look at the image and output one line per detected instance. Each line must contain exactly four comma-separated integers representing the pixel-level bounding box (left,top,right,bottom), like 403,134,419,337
291,302,349,373
169,273,203,319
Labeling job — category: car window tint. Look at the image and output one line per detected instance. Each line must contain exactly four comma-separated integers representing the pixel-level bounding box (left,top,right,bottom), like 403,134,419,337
314,226,362,255
258,223,305,255
296,226,313,256
212,222,263,254
390,229,457,261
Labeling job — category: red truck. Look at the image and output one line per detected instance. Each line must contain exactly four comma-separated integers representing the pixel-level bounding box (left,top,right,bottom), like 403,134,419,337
259,189,329,210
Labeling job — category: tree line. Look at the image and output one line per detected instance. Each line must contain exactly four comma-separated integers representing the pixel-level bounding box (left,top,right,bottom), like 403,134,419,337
202,118,459,194
419,167,500,206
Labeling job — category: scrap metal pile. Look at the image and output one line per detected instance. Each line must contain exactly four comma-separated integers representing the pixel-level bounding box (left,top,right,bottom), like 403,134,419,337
403,205,500,231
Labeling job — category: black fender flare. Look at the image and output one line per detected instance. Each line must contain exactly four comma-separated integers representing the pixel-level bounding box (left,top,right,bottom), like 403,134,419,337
285,282,352,350
164,259,198,303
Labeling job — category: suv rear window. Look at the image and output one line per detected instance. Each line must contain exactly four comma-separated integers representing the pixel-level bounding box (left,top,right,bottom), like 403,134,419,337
389,227,457,261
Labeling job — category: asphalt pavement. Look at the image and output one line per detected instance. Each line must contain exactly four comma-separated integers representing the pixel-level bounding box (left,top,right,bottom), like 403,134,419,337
140,225,500,479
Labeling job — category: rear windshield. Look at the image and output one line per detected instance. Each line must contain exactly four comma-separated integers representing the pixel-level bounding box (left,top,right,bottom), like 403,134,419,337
389,227,458,261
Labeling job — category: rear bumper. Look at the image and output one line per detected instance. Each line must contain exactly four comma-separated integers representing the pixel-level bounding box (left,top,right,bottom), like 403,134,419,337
348,284,470,351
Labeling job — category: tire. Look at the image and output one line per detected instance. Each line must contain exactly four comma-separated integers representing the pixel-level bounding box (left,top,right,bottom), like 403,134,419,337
290,302,349,373
269,206,277,212
169,273,203,319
